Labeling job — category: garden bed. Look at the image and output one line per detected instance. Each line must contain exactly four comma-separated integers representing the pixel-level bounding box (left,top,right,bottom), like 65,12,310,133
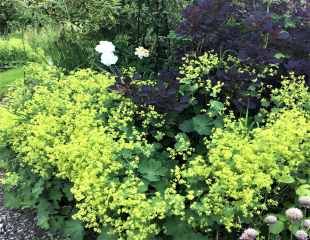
0,1,309,240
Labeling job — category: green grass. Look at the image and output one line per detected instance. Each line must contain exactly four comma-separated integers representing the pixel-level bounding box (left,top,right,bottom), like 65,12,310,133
0,67,24,96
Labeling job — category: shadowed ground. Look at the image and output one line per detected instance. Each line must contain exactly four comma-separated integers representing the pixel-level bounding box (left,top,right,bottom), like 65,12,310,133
0,171,49,240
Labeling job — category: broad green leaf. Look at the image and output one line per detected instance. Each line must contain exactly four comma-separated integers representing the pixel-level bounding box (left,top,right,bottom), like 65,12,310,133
50,215,66,233
63,183,74,201
269,221,285,234
37,199,51,229
209,100,224,114
289,223,300,234
63,220,85,240
213,118,224,128
4,190,21,208
179,119,194,133
192,114,213,135
0,146,12,163
278,175,295,184
32,179,45,199
296,184,310,196
138,159,168,182
48,187,63,204
153,178,169,193
137,181,148,193
274,52,286,59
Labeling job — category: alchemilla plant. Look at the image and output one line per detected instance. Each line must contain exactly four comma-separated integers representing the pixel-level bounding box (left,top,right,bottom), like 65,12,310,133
0,0,309,240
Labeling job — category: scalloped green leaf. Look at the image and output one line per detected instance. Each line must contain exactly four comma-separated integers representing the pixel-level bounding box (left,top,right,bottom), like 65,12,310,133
269,221,285,235
63,220,85,240
296,184,310,196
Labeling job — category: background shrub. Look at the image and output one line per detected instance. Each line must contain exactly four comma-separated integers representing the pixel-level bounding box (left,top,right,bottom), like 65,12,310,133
8,0,192,71
0,0,21,34
0,1,309,239
175,0,309,113
0,37,45,69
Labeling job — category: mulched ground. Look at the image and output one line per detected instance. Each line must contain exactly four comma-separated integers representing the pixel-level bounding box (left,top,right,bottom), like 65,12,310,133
0,172,49,240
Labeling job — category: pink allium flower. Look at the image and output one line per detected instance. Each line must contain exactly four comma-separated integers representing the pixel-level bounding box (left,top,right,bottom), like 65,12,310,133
285,208,303,221
240,228,258,240
299,196,310,209
264,215,277,224
295,230,308,240
303,219,310,230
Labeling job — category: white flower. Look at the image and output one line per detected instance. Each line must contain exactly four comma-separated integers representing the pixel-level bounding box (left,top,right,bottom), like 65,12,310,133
285,208,303,221
135,46,150,59
240,228,259,240
95,41,118,66
101,52,118,66
264,215,277,225
295,230,308,240
303,219,310,229
95,41,115,54
299,196,310,209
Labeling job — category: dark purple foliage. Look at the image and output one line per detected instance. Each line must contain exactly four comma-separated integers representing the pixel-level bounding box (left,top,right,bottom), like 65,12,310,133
176,0,310,112
112,70,189,113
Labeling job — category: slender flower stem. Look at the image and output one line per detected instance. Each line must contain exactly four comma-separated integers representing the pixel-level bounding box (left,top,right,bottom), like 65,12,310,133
109,65,121,78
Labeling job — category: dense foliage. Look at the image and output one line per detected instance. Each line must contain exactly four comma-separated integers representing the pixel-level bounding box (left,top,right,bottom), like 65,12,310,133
176,0,309,113
1,0,191,71
0,0,21,33
0,62,309,239
0,37,45,69
0,1,309,240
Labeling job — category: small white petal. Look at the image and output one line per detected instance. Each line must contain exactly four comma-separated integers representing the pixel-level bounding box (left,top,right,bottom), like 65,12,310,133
101,53,118,66
95,41,115,53
135,47,150,59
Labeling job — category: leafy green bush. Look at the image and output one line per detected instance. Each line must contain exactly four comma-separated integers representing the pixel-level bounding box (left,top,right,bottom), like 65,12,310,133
0,0,50,33
0,38,45,69
179,108,309,229
0,64,170,239
0,152,78,238
0,0,21,33
15,0,192,71
0,63,309,239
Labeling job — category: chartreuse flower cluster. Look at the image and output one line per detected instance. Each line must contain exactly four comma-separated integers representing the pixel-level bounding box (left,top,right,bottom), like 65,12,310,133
0,64,175,239
178,107,309,230
0,63,309,239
